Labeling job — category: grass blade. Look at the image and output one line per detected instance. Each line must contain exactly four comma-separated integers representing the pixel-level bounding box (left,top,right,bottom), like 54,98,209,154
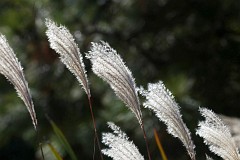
48,118,77,160
47,143,63,160
154,129,168,160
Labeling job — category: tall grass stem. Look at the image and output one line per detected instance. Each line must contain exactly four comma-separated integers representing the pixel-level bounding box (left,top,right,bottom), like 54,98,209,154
87,95,104,160
141,121,151,160
36,127,45,160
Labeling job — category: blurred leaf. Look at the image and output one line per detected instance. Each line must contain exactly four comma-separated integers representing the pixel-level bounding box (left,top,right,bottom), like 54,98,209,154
48,118,77,160
47,143,63,160
154,128,168,160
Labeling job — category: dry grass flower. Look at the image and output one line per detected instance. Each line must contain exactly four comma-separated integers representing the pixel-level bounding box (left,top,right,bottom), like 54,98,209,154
0,34,37,130
196,108,240,160
139,81,196,160
86,41,142,125
45,19,90,95
102,122,144,160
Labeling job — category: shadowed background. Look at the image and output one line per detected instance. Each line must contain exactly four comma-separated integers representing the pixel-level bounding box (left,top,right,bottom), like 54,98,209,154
0,0,239,159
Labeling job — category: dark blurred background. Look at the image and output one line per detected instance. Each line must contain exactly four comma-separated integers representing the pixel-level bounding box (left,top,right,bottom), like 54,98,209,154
0,0,239,159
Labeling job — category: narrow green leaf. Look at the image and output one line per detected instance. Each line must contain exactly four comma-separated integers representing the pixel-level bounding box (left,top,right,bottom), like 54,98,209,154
154,128,168,160
47,143,63,160
49,119,78,160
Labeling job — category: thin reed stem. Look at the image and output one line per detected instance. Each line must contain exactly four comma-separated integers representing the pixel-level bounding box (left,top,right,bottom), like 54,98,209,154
140,121,151,160
45,19,102,159
93,135,96,160
36,127,45,160
87,95,104,160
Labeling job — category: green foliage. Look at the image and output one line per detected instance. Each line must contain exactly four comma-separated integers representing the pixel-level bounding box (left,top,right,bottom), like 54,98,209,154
47,143,63,160
49,118,77,160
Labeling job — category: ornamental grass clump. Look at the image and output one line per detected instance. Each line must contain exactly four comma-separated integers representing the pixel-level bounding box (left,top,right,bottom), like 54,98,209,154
1,18,240,160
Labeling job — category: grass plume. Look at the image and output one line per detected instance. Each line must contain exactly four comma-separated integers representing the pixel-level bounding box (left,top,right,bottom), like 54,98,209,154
86,41,151,160
86,41,142,125
139,81,196,160
45,19,90,95
196,108,240,160
45,19,102,160
0,34,37,130
102,122,144,160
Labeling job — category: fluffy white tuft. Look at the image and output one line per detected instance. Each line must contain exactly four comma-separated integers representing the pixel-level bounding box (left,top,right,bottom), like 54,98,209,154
102,122,144,160
196,108,240,160
86,42,142,125
45,19,90,95
139,81,196,160
0,34,37,130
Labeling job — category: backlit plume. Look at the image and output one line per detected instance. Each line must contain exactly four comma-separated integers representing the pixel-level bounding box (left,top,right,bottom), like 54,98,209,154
0,34,37,130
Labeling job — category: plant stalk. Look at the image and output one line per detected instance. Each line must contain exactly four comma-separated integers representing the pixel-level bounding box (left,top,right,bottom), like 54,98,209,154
141,122,151,160
87,95,104,160
36,127,45,160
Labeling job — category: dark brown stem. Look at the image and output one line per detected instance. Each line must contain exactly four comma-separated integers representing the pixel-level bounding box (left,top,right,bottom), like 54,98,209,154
141,122,151,160
36,127,45,160
87,95,104,160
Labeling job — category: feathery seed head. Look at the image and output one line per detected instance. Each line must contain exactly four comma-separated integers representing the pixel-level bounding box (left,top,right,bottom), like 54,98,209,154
86,41,142,125
45,19,90,95
206,155,214,160
102,122,144,160
196,108,240,160
0,34,37,130
139,81,196,160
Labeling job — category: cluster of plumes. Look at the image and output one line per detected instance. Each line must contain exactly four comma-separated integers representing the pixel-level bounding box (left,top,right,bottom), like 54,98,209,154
139,81,196,160
2,18,240,160
0,34,37,130
45,19,240,160
102,122,144,160
45,19,90,96
86,42,142,126
196,108,240,160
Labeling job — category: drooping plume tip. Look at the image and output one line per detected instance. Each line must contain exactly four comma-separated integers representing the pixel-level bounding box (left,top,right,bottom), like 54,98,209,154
139,81,196,160
196,108,240,160
0,34,37,130
86,41,142,125
45,18,90,96
102,122,144,160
